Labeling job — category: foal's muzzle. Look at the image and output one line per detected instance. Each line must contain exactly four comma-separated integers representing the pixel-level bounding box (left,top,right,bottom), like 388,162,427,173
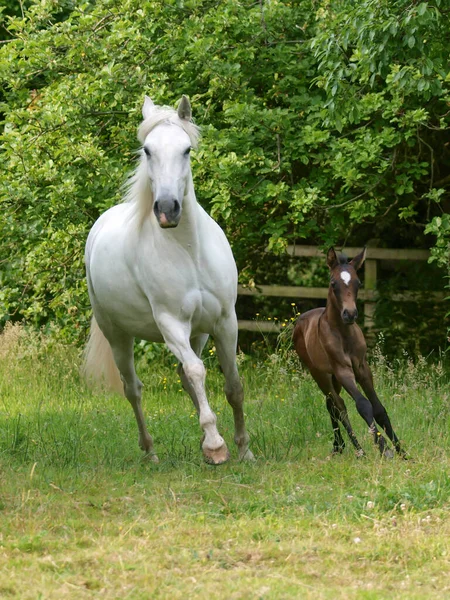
342,308,358,324
153,198,181,228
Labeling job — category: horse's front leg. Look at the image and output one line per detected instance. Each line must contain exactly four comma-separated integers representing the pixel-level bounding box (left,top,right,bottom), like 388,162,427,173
159,315,229,465
328,392,365,456
214,315,254,461
309,368,363,456
176,334,209,415
325,395,346,454
356,361,406,457
334,365,390,457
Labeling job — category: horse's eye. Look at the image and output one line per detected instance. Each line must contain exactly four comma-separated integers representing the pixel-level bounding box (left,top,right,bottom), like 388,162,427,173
331,280,337,288
143,147,151,158
184,147,191,156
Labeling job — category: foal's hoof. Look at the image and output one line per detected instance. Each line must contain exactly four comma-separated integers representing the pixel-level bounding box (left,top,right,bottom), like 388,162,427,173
397,449,410,460
331,446,345,456
203,444,230,466
355,448,365,458
382,448,394,459
143,452,159,463
239,448,256,462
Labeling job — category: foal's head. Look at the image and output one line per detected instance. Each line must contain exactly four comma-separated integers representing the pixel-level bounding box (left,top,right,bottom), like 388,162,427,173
327,247,367,324
138,95,199,228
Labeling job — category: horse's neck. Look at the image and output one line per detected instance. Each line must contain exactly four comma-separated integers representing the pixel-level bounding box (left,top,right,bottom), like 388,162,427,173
324,292,346,334
156,175,201,252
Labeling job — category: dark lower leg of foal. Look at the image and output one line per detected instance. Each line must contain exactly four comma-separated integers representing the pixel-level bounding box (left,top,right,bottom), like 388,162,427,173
337,371,389,456
331,393,364,455
357,366,404,456
326,395,345,453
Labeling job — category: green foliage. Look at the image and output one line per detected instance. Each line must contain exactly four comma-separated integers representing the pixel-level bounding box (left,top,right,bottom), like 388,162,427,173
0,0,448,345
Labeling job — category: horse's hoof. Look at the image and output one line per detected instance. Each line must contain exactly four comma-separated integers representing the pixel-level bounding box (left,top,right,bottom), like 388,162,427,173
203,444,230,465
382,448,394,459
239,448,256,462
143,452,159,463
331,446,345,456
355,449,365,458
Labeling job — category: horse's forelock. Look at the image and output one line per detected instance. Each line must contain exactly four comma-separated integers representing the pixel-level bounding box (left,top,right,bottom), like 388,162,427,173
137,106,200,148
337,253,349,265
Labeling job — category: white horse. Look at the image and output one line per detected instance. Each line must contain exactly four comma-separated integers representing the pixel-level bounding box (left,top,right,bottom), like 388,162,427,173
83,95,254,465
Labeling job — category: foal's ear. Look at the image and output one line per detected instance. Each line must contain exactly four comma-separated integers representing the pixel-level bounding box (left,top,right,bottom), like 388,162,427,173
350,247,367,271
327,247,339,270
177,95,192,121
142,96,155,120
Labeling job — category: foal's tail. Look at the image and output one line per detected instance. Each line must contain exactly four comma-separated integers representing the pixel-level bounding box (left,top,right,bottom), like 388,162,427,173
82,316,124,396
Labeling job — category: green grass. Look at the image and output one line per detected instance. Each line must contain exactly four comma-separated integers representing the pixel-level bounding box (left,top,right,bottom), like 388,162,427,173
0,325,449,599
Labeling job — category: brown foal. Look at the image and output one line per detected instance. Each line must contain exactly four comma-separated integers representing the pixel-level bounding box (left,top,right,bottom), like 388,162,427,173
293,247,405,458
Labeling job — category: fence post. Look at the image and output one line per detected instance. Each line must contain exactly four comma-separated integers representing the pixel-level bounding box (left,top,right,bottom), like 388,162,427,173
364,258,377,339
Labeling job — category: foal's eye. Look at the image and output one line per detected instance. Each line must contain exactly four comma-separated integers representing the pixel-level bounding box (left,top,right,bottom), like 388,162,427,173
331,280,337,289
143,147,151,158
184,147,192,156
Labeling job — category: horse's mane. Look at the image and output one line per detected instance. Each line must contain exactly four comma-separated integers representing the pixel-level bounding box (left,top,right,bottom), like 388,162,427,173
137,106,200,147
123,105,201,227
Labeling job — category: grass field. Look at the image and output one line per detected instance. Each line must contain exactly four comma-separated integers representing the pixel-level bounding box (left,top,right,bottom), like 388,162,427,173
0,324,449,599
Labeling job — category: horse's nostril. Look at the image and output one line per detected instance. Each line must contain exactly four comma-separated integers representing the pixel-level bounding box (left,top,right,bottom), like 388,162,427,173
154,201,159,213
173,200,180,214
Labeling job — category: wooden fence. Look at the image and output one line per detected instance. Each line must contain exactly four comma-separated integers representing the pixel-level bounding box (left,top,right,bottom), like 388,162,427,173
237,246,446,334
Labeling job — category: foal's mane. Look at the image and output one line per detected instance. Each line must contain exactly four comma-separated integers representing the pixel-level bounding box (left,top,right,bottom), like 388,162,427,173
123,104,201,227
337,252,349,265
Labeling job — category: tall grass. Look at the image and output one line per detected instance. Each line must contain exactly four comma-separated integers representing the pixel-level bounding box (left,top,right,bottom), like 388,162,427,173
1,324,449,599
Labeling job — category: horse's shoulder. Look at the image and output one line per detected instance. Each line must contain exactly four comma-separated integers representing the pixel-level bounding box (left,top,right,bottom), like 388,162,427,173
298,307,325,324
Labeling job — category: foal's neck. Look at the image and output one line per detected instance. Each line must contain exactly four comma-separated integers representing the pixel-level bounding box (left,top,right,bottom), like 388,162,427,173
324,290,347,333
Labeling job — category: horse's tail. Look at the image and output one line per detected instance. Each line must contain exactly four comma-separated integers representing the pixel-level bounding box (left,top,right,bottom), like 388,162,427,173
82,316,124,396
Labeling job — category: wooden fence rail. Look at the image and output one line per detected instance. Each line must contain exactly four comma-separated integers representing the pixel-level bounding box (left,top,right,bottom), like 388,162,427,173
237,246,446,333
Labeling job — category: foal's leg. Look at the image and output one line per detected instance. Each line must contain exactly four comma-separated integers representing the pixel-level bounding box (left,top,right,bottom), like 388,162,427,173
158,314,229,465
325,394,346,454
311,369,362,455
214,316,254,461
331,377,364,455
334,365,390,456
108,333,158,461
356,361,405,456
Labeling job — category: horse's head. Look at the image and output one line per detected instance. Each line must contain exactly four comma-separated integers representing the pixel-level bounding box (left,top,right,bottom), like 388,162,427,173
327,247,366,324
139,96,197,228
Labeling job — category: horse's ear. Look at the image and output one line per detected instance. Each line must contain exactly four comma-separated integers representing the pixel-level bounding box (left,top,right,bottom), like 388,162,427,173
142,96,155,120
177,95,192,121
327,247,339,270
350,247,367,271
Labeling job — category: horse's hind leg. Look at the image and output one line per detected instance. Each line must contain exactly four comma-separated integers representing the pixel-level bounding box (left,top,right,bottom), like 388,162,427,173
109,333,158,462
214,316,254,461
356,361,405,457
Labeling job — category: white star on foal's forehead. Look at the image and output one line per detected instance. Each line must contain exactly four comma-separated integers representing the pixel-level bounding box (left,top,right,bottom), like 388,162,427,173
340,270,351,285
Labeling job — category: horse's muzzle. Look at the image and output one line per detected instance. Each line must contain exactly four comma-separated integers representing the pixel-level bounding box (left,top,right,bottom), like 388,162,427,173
154,199,181,228
342,308,358,324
